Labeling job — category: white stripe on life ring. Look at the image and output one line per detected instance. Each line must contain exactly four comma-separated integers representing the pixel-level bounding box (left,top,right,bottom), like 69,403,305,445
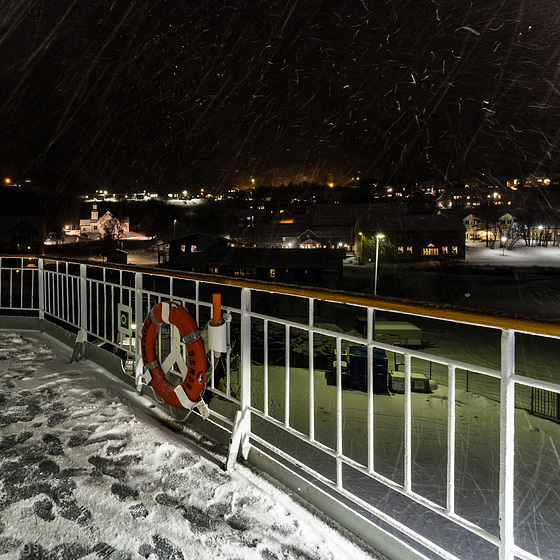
174,385,196,409
161,301,171,324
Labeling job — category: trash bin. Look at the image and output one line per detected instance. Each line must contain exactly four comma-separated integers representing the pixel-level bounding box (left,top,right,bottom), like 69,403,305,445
349,346,388,393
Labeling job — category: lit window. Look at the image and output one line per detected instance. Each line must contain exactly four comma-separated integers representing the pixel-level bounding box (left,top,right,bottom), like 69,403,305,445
422,247,439,256
270,268,275,278
397,246,404,255
451,246,458,255
442,246,449,255
406,246,413,254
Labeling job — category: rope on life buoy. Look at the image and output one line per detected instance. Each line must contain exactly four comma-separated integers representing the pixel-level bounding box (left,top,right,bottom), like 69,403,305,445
140,301,208,416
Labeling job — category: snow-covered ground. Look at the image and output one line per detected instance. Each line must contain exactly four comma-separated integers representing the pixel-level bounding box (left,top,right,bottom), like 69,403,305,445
246,361,560,560
465,241,560,267
46,236,560,270
0,330,382,560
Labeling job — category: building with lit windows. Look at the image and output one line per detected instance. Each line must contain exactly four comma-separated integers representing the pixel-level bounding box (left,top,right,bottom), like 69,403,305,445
355,213,465,261
163,245,345,288
0,217,46,254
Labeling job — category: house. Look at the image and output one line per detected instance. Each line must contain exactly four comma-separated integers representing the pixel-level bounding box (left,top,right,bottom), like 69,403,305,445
164,246,346,288
356,213,466,261
251,222,308,249
0,217,46,254
79,204,129,238
498,212,515,231
464,211,518,243
103,249,128,265
298,229,321,249
463,213,481,240
237,204,364,252
157,232,245,265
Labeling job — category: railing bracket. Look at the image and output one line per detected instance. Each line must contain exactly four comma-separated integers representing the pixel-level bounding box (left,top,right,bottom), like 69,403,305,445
71,329,88,363
225,408,251,471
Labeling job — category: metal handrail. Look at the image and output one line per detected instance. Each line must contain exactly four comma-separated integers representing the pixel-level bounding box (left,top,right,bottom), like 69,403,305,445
35,254,560,336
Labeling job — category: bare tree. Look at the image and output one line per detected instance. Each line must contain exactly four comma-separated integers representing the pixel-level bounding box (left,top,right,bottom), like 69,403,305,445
103,216,125,245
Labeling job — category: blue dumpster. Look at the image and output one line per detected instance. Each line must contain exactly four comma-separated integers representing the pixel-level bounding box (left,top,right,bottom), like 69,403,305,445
349,346,388,393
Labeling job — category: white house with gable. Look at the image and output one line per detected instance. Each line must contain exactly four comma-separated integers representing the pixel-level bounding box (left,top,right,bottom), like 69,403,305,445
79,204,129,238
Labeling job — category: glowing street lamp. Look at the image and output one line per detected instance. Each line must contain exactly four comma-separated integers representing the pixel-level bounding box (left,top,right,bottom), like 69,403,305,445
374,233,385,295
501,236,507,256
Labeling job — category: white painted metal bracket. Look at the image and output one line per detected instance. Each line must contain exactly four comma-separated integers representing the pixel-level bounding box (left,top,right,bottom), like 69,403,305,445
225,408,251,471
71,329,88,363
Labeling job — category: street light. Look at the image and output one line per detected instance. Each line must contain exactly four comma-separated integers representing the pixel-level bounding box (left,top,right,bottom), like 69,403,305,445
358,232,364,263
374,233,385,295
501,236,507,256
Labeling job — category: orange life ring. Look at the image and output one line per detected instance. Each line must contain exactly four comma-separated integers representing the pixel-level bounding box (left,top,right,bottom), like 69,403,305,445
141,301,207,409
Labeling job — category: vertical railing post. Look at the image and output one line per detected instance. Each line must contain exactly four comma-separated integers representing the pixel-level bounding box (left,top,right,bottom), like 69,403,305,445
38,258,45,324
335,336,343,489
446,364,456,515
404,353,412,493
367,306,374,473
226,286,252,470
263,319,269,416
308,297,315,442
499,329,516,560
134,272,144,389
239,287,252,416
70,263,88,362
79,264,88,334
284,324,290,428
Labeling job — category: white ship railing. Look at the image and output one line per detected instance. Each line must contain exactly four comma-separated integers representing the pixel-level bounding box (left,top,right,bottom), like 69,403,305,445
1,254,559,560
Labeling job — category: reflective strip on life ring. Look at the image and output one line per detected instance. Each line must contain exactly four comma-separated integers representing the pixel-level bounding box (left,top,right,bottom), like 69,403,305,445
140,301,207,409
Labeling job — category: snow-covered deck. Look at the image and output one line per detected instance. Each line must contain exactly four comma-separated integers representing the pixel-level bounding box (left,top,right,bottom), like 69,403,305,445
0,330,379,560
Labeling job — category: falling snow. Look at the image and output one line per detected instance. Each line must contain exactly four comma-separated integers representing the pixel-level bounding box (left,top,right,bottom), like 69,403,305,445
0,1,558,191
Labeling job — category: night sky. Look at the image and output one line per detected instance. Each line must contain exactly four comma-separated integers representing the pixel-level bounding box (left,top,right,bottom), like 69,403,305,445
1,0,559,193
